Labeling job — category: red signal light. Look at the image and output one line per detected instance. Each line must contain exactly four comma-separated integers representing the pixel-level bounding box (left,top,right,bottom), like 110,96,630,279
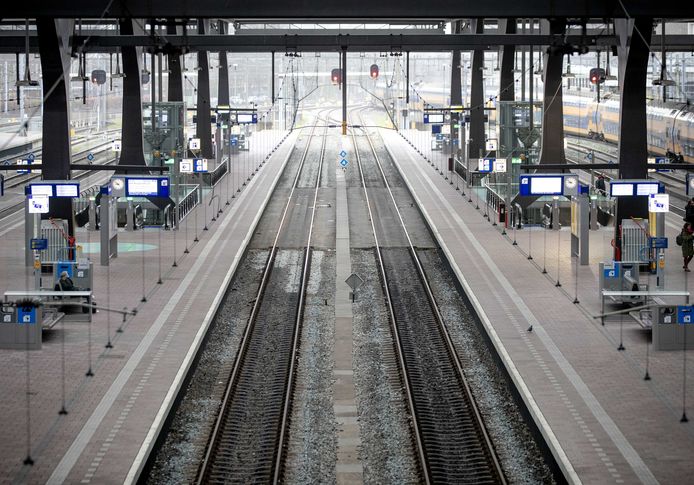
370,63,379,79
589,67,606,85
331,68,341,85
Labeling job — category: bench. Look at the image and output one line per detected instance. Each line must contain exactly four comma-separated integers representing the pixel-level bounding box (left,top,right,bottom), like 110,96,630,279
601,290,690,317
4,290,94,323
42,308,66,329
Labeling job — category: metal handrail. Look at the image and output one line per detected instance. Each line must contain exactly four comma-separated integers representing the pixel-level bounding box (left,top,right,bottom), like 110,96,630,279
513,202,523,229
205,159,228,187
177,184,200,221
163,203,174,229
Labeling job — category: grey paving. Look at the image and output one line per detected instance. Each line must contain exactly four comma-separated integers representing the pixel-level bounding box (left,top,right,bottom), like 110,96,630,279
0,130,297,484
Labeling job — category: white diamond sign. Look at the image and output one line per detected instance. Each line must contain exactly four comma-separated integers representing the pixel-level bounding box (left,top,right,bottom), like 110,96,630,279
345,273,364,290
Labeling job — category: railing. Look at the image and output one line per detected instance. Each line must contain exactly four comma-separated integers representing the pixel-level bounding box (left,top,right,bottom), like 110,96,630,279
202,158,228,187
73,185,100,214
163,203,174,229
485,181,506,221
177,184,200,222
454,156,469,183
513,203,523,229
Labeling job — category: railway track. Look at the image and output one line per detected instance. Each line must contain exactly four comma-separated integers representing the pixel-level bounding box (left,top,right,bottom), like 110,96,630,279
2,130,119,188
0,142,117,222
196,111,329,483
566,137,689,217
351,109,506,484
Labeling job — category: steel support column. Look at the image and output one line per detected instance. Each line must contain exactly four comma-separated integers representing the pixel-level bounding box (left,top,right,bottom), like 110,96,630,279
217,21,230,106
196,19,214,159
499,19,516,102
166,20,183,102
450,21,462,159
405,51,410,104
118,19,147,167
36,18,74,231
341,48,347,135
538,18,566,166
614,17,653,257
271,51,275,104
468,19,485,160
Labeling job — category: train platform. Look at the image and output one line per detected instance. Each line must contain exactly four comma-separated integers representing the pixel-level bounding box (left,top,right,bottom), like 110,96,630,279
0,130,295,484
0,131,42,159
382,129,694,484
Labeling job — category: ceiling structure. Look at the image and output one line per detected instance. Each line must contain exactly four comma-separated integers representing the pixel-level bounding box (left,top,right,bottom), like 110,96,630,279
1,0,694,18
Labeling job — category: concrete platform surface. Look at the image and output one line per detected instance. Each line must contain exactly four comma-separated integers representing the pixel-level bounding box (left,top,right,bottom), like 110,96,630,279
0,129,294,484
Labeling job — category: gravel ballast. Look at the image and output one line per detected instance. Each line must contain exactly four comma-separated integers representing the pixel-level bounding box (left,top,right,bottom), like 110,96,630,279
351,248,420,484
146,249,269,484
283,250,338,483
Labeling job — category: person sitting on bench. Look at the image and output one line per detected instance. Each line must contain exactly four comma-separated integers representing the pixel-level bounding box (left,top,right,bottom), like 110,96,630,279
55,271,76,291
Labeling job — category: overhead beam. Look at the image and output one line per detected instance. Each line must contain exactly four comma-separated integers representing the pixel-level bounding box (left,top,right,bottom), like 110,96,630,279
1,1,693,18
3,33,694,53
74,33,615,51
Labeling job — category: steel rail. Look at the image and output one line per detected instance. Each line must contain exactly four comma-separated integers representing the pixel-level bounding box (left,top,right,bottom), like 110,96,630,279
196,109,328,484
355,107,507,484
272,108,331,484
348,107,432,484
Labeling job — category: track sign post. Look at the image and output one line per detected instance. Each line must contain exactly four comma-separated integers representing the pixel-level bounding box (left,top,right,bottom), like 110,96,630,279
345,273,364,302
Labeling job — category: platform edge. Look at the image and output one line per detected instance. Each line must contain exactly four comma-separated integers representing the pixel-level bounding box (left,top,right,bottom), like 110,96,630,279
381,133,581,485
124,132,297,484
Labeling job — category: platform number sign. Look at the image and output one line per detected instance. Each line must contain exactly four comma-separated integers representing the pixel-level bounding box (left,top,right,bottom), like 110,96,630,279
677,305,694,324
17,306,36,324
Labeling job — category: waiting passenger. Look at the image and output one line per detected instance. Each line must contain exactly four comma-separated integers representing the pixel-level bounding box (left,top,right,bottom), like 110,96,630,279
55,271,76,291
679,223,694,272
685,199,694,225
594,175,606,196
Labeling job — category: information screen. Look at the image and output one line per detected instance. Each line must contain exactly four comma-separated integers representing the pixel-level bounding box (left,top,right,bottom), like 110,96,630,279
636,182,660,196
126,178,159,197
425,113,445,124
55,184,79,197
530,177,563,195
610,183,634,196
237,113,254,123
30,184,54,197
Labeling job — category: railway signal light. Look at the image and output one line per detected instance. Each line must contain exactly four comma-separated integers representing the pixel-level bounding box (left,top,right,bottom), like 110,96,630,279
91,69,107,85
331,68,341,85
370,63,379,79
589,67,606,85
